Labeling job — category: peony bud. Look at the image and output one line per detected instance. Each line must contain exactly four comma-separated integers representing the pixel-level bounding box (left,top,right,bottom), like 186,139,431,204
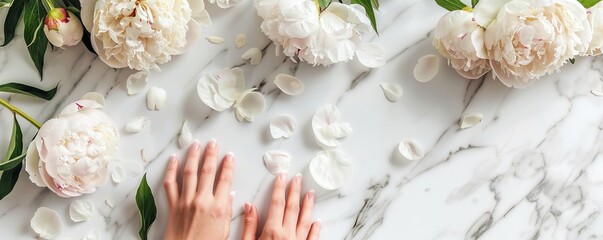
43,8,83,48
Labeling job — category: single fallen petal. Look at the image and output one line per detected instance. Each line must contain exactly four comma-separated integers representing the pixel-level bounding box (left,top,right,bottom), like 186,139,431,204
234,89,266,122
81,92,105,106
460,113,484,129
206,36,225,44
309,150,353,190
82,230,100,240
31,207,63,239
591,89,603,97
216,67,245,101
270,114,297,139
178,120,193,149
356,43,386,68
111,165,125,183
379,82,403,102
274,74,305,95
197,74,234,111
69,200,95,222
263,150,292,175
126,71,149,95
125,117,150,133
242,48,262,65
146,87,167,111
397,138,425,161
312,104,353,148
235,33,247,48
414,54,440,83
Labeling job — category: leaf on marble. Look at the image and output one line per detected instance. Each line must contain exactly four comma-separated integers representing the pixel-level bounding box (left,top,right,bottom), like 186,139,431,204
136,174,157,240
178,120,193,149
356,43,385,68
397,138,425,161
31,207,63,239
312,104,353,148
274,74,305,96
263,150,292,175
82,230,100,240
351,0,379,33
434,0,467,11
270,114,297,139
125,117,150,133
146,87,166,111
126,71,149,95
379,82,403,102
241,48,262,65
414,54,440,83
206,36,225,44
81,92,105,106
0,82,58,100
23,0,47,78
233,89,266,122
309,150,353,190
0,114,24,200
460,113,483,129
235,33,247,48
1,0,23,46
69,200,95,222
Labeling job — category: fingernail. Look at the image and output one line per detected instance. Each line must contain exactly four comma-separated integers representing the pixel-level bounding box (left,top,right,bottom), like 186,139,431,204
308,189,315,202
244,202,251,213
169,154,177,163
315,220,322,230
192,140,200,150
295,173,302,184
208,138,217,149
278,172,286,181
227,152,235,161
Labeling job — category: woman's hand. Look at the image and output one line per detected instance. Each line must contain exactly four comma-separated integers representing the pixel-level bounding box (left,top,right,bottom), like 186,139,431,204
163,139,235,240
242,173,321,240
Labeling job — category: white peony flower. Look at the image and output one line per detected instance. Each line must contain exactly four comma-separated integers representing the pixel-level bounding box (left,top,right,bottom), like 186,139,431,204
477,0,591,88
208,0,240,9
81,0,211,71
433,10,490,79
43,8,84,48
25,100,119,197
587,2,603,56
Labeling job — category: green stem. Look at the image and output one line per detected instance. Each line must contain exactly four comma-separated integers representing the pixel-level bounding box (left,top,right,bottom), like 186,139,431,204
0,98,42,129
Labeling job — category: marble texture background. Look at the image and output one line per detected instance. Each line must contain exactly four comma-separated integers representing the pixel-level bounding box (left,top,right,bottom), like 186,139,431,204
1,0,603,239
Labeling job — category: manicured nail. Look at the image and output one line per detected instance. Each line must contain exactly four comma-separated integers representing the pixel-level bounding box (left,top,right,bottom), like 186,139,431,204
192,140,200,150
244,202,252,214
169,154,177,163
227,152,235,161
295,173,302,184
314,220,322,230
278,172,286,181
308,189,315,203
208,138,217,149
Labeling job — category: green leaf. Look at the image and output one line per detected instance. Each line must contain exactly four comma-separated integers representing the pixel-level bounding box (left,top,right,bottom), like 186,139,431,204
434,0,467,11
371,0,379,9
2,0,25,46
317,0,330,9
471,0,479,8
0,162,22,200
0,115,24,200
0,0,13,8
23,0,47,78
578,0,602,8
64,0,81,9
0,152,27,171
4,114,23,162
0,82,58,100
352,0,378,34
136,174,157,240
570,58,576,64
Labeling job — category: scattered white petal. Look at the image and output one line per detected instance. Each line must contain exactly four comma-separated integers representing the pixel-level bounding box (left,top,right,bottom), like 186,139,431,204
178,120,193,149
414,54,440,83
397,138,425,161
242,48,262,65
125,117,150,133
234,89,266,122
69,200,95,223
197,68,244,111
82,230,99,240
206,36,225,44
235,33,247,48
141,149,149,163
270,115,297,139
379,82,403,102
591,89,603,97
356,43,385,68
146,87,166,111
111,165,125,183
312,104,352,148
263,150,292,175
460,113,484,129
309,150,353,190
105,199,114,208
126,71,149,95
81,92,105,106
274,74,305,95
31,207,62,239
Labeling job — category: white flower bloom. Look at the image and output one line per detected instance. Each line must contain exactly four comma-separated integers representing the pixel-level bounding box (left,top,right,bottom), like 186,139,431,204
25,100,119,197
587,2,603,55
208,0,240,9
433,10,490,79
479,0,591,88
43,8,84,48
312,104,352,148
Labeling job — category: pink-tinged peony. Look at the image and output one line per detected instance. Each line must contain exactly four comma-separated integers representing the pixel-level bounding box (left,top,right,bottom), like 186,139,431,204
43,8,84,48
586,2,603,56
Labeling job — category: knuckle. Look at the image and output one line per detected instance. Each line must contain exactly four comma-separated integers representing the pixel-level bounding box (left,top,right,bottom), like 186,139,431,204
219,174,232,183
201,166,216,175
163,180,174,189
183,167,196,177
286,202,299,212
300,221,312,231
212,205,226,217
244,216,256,226
193,200,209,212
272,197,286,207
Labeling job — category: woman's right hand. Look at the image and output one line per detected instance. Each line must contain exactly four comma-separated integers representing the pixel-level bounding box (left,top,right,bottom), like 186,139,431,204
242,173,321,240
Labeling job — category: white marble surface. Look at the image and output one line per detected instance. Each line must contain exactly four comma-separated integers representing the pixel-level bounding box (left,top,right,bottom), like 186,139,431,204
2,0,603,239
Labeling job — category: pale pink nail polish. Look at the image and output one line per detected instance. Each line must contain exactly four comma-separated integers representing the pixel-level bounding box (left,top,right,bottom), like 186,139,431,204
295,173,302,184
208,138,217,149
308,190,315,202
192,140,200,150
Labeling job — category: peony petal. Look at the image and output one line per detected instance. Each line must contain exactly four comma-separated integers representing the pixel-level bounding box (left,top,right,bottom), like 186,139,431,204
379,82,403,102
413,54,440,83
270,114,297,139
234,90,266,122
312,104,352,148
241,48,262,65
197,74,233,111
274,74,305,96
460,113,483,129
356,43,386,68
146,87,167,111
125,117,150,133
58,100,103,117
31,207,63,239
206,36,225,44
111,165,125,183
397,138,425,161
473,0,513,27
308,150,353,190
25,141,46,187
263,150,292,175
235,33,247,48
591,89,603,97
69,200,95,222
82,230,100,240
217,67,245,101
178,120,193,149
79,0,97,32
126,71,149,95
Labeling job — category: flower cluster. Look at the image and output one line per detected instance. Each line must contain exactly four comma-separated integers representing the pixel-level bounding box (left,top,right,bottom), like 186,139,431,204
255,0,384,68
434,0,601,88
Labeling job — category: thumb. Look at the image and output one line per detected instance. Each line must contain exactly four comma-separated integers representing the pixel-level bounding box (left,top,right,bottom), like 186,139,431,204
241,202,258,240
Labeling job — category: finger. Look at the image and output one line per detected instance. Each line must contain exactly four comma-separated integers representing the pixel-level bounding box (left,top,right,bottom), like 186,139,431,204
265,173,287,227
241,202,258,240
163,154,179,209
296,190,315,240
182,140,201,201
215,152,235,200
198,139,218,196
307,221,321,240
223,191,235,238
283,173,302,230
